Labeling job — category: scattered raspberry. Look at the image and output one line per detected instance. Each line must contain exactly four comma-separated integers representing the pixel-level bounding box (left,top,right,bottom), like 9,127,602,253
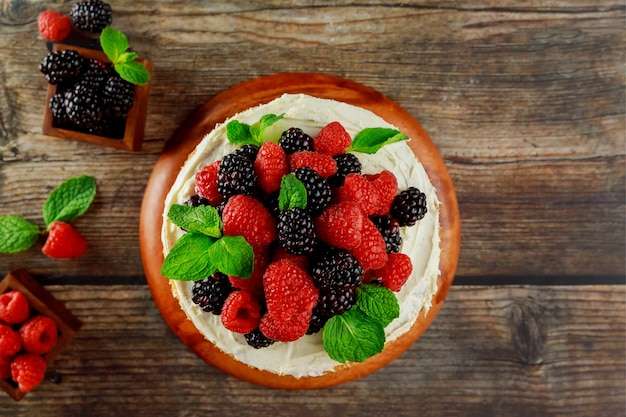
42,221,88,259
271,246,309,271
195,161,223,205
0,355,11,380
315,201,364,249
337,173,381,216
37,10,72,42
0,324,21,357
288,151,337,178
374,253,413,292
263,260,318,322
228,245,269,297
10,353,47,393
365,170,398,215
313,121,352,156
259,309,312,342
350,217,388,271
0,291,30,324
221,291,262,334
254,142,289,193
19,315,59,355
222,195,277,246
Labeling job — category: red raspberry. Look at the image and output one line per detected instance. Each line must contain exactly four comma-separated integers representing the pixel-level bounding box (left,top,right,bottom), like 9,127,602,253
374,253,413,292
259,309,312,342
254,142,289,193
195,160,223,205
365,170,398,215
221,291,262,334
222,195,277,246
0,324,21,357
288,151,337,178
313,121,352,156
0,290,30,324
42,221,88,259
37,10,72,42
0,355,11,380
263,260,318,322
10,353,47,393
337,173,381,216
19,315,58,355
315,201,364,249
350,217,388,271
271,246,309,271
228,245,269,297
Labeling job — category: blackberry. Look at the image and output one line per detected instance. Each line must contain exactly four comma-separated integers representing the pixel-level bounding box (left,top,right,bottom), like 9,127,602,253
371,215,402,253
70,0,113,33
391,187,428,226
306,309,330,335
311,248,363,291
103,75,136,119
63,84,104,131
245,327,276,349
79,59,112,90
217,153,257,198
39,50,84,85
329,153,362,187
49,93,69,126
277,208,317,255
278,127,313,154
191,272,234,315
316,286,357,317
292,167,331,215
232,144,259,161
184,195,210,207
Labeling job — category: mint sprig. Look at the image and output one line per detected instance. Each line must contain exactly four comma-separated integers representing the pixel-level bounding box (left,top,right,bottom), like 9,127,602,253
278,174,307,211
0,216,40,254
226,113,284,147
100,26,150,86
348,128,408,154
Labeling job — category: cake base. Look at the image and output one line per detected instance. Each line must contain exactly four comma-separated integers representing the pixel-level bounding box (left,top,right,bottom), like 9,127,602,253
140,72,460,389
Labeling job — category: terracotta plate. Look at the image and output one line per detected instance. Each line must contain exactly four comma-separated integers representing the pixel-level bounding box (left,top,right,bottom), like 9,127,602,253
140,72,460,389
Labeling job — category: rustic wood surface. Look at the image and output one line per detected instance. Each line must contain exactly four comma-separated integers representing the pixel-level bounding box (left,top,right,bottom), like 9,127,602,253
0,0,624,415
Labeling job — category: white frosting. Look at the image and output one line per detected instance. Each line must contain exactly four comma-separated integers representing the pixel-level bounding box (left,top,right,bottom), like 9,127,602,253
161,94,440,377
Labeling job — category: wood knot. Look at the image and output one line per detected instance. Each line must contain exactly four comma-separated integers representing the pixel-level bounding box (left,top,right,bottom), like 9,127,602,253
507,297,546,365
0,0,39,25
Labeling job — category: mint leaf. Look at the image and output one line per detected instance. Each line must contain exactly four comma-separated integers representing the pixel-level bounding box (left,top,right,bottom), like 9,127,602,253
207,235,253,278
226,120,259,147
0,216,41,254
348,128,408,154
117,51,138,64
161,232,217,281
42,175,96,227
100,26,129,64
167,204,222,238
356,284,400,328
322,308,385,363
254,113,284,142
278,174,307,211
115,61,150,86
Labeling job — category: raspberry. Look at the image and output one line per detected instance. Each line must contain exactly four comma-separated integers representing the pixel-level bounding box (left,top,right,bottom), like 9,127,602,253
329,153,362,187
315,201,364,250
374,253,413,292
391,187,428,226
228,245,269,297
0,291,30,324
263,260,318,322
19,315,58,355
195,160,223,205
39,49,84,85
311,248,363,291
365,170,398,215
371,215,402,253
70,0,112,33
349,217,388,270
191,272,233,314
292,167,332,215
0,324,21,357
42,221,88,259
288,151,337,179
279,127,313,155
10,353,47,393
0,355,11,380
244,327,276,349
221,291,262,334
254,142,288,193
218,154,257,199
337,173,381,216
37,10,72,42
222,195,277,246
277,208,318,255
313,121,352,156
271,246,309,271
259,309,312,342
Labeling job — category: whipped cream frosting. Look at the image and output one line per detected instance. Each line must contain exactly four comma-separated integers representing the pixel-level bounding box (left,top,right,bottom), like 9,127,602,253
161,94,440,377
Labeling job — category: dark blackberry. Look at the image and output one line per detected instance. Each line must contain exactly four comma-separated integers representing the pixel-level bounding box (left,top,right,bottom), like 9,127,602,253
39,50,84,85
311,248,363,291
70,0,113,33
185,195,210,207
232,144,259,161
277,208,317,255
49,93,70,126
371,215,402,253
306,309,330,335
391,187,428,226
278,127,313,155
79,59,112,90
292,167,331,215
316,286,357,317
245,327,276,349
63,84,104,131
217,153,257,198
191,272,234,315
103,75,136,119
329,153,362,187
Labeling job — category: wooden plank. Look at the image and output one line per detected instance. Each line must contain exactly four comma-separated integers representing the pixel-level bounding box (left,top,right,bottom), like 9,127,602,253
0,284,622,416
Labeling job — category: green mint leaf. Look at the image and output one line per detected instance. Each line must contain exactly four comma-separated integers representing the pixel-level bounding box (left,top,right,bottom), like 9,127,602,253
0,216,41,254
117,51,138,64
250,113,284,143
322,308,385,363
356,284,400,328
161,232,217,281
207,235,253,278
167,204,222,238
226,120,260,147
42,175,96,228
114,61,150,86
100,26,129,64
348,128,408,154
278,174,307,211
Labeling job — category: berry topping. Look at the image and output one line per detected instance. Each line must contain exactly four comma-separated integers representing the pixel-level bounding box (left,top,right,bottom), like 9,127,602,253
311,248,364,291
391,187,428,226
279,127,314,155
0,291,30,324
19,316,59,355
263,260,318,323
184,194,210,207
271,246,309,271
315,201,364,250
313,121,352,156
365,170,398,216
222,195,277,246
254,142,289,193
37,10,72,42
221,291,262,334
0,324,22,357
228,245,269,297
194,161,223,205
316,286,358,317
337,173,381,216
42,221,88,259
70,0,113,33
349,217,388,271
329,153,362,187
10,353,47,393
232,144,260,161
191,272,234,314
277,208,318,256
374,253,413,292
292,167,332,215
259,309,312,343
39,50,84,85
288,151,337,179
245,327,276,349
218,154,257,199
371,215,402,253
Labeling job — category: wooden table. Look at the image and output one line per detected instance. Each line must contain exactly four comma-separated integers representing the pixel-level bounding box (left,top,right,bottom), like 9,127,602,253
0,1,623,415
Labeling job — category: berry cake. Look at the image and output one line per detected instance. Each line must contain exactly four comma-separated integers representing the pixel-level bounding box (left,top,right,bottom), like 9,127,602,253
159,93,442,383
